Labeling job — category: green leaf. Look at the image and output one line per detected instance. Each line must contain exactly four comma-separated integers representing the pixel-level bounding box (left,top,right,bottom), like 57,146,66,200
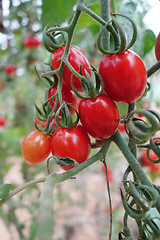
142,29,156,57
0,184,12,199
41,0,76,27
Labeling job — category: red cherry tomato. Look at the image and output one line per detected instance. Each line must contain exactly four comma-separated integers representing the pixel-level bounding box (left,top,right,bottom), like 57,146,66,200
51,46,91,91
142,149,159,173
78,94,120,140
22,130,51,164
155,32,160,61
51,124,91,171
99,50,147,104
48,84,77,115
0,116,6,127
4,64,17,75
24,35,41,48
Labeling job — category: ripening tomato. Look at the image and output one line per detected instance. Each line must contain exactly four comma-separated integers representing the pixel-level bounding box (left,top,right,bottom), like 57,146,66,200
51,46,91,91
142,149,159,173
155,32,160,61
4,64,17,75
0,116,6,127
22,130,51,164
24,35,41,48
51,124,91,171
48,84,77,115
99,50,147,104
78,94,120,140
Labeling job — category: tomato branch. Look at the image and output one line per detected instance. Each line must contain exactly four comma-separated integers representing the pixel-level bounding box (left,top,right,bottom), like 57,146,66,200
0,139,111,206
147,61,160,78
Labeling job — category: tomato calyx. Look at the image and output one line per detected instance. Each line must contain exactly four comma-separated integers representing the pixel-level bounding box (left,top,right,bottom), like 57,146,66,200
47,155,79,174
71,66,104,99
42,25,67,53
125,109,160,144
97,13,137,54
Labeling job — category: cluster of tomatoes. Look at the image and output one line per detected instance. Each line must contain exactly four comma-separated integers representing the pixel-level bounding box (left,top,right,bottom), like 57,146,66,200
21,43,149,171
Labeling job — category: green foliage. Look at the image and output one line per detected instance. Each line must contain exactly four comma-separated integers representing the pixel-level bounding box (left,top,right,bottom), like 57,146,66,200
41,0,76,27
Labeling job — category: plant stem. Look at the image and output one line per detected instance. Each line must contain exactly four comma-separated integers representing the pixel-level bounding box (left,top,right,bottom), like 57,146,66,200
100,0,110,51
111,130,160,214
0,139,111,206
147,61,160,78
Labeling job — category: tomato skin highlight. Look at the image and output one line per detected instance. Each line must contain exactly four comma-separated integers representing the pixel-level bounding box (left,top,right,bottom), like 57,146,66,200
51,46,91,91
155,32,160,61
78,94,120,140
99,50,147,104
142,149,159,173
48,84,77,115
22,130,51,164
51,124,91,171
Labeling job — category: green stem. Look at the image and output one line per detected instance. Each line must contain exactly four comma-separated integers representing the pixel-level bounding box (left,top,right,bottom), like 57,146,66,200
147,61,160,78
111,131,160,214
0,139,111,206
100,0,110,51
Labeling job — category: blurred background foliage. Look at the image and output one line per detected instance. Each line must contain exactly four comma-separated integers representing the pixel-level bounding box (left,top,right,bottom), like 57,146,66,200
0,0,160,239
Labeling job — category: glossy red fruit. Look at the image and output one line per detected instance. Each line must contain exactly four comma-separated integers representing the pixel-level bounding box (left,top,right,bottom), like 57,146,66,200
155,32,160,61
0,116,6,127
22,130,51,164
48,84,77,115
99,50,147,104
24,35,41,48
51,124,91,171
4,64,17,75
142,149,159,173
51,46,91,91
78,94,120,140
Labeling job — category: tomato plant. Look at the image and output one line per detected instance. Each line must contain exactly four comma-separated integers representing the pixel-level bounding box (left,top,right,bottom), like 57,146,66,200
155,32,160,61
78,94,120,140
142,149,159,173
21,130,51,164
48,84,77,115
99,50,147,104
4,64,17,75
51,124,91,171
51,45,91,91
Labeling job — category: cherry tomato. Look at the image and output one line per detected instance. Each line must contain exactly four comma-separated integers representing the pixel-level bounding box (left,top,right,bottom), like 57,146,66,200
136,103,149,117
99,50,147,104
4,64,17,75
0,116,6,127
78,94,120,140
142,149,159,173
22,130,51,164
155,32,160,61
51,124,91,171
24,35,41,48
51,46,91,91
48,84,77,115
